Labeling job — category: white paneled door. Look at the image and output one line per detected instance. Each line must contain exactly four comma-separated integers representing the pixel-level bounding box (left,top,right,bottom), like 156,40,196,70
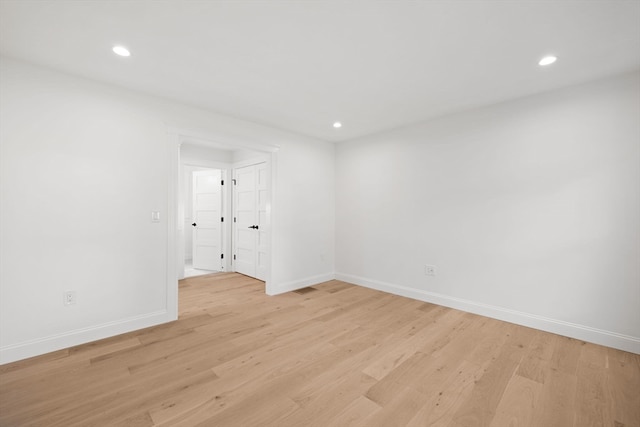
234,163,268,280
192,169,223,271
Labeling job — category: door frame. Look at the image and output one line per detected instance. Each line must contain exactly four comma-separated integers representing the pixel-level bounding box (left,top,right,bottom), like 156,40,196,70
166,127,279,321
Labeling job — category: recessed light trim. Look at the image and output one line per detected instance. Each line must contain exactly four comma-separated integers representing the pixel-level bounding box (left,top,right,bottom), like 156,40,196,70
538,55,557,66
333,122,342,128
112,46,131,57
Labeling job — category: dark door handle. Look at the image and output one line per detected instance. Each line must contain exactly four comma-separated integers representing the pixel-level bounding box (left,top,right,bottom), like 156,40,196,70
248,225,259,229
192,223,197,227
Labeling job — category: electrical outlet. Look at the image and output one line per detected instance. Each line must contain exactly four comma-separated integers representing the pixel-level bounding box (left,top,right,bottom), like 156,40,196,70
425,265,436,276
64,291,76,306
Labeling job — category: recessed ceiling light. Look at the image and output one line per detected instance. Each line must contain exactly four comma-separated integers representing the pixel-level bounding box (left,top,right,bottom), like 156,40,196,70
538,55,557,66
333,122,342,128
112,46,131,57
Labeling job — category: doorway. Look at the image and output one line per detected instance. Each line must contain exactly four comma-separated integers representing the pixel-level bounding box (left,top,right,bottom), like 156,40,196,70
174,138,275,284
167,131,279,322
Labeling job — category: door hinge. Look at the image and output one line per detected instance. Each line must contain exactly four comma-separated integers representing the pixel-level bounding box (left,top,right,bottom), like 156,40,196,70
233,254,236,260
221,254,224,259
221,179,224,185
234,217,236,223
233,179,237,185
221,217,224,222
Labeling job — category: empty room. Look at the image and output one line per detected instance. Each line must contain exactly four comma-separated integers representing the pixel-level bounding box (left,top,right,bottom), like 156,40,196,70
0,1,638,426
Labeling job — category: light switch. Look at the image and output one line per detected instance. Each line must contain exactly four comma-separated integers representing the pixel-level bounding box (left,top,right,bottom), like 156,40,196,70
151,211,160,222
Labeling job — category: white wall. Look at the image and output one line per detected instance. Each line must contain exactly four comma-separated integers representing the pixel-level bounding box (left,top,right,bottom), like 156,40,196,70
271,136,336,292
0,57,335,363
232,149,265,164
336,71,640,353
181,144,234,164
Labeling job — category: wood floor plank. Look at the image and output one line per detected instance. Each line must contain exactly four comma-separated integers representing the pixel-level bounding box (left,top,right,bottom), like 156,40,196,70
530,368,578,427
488,374,543,427
0,348,70,376
278,371,378,427
515,330,557,384
0,273,637,427
405,360,483,427
158,345,346,426
574,342,609,427
449,324,536,427
0,365,132,426
324,395,380,427
46,367,219,426
550,335,585,375
361,305,451,381
358,386,427,427
605,347,640,427
365,350,434,406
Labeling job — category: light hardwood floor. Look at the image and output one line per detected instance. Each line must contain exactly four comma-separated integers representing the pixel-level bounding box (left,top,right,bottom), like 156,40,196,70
1,273,638,426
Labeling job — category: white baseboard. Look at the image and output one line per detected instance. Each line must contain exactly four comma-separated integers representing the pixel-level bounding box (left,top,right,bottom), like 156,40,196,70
0,310,174,365
5,273,636,365
268,272,336,296
335,272,640,355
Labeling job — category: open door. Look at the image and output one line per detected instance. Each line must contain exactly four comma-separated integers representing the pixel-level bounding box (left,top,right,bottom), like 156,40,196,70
233,163,267,280
192,169,223,271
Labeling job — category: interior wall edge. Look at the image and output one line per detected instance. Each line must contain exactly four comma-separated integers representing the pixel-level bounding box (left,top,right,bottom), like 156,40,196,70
267,272,337,296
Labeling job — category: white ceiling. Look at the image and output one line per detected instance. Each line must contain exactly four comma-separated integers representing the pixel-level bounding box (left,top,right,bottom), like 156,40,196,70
1,1,639,142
